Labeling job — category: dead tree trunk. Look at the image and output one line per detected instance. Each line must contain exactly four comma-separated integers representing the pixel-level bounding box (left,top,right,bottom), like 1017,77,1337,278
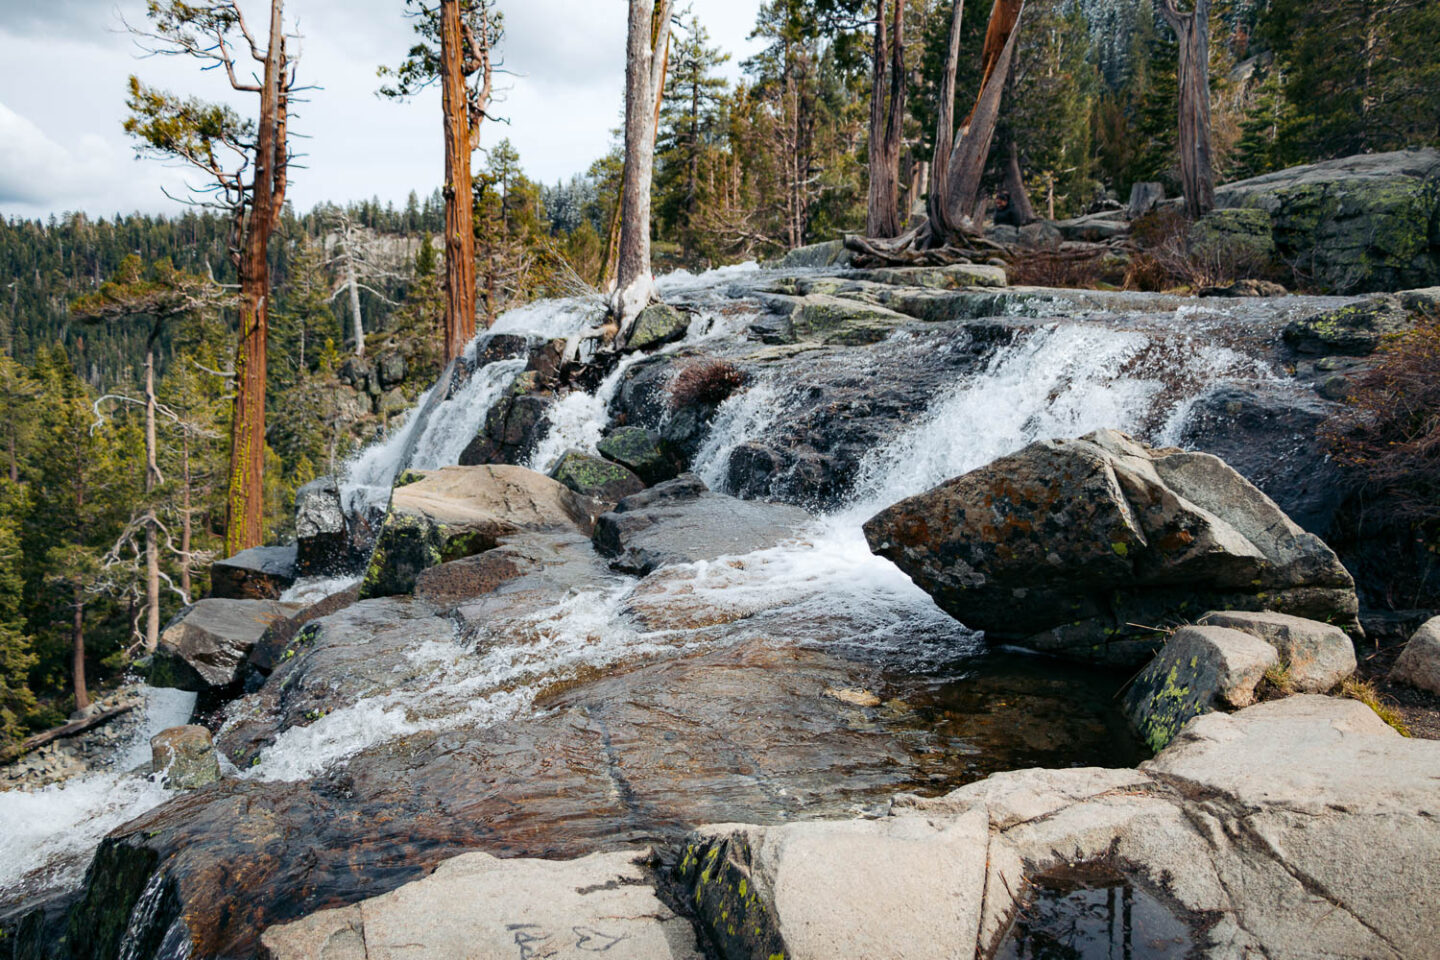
865,0,907,239
143,340,161,653
1160,0,1215,219
1002,135,1037,224
345,255,365,357
613,0,675,334
225,0,289,556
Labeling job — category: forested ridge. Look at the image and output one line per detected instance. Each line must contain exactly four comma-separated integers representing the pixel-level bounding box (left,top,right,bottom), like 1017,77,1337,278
0,0,1436,744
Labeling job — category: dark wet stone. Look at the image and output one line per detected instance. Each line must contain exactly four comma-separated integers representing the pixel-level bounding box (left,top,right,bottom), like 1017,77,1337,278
294,477,357,577
210,546,297,601
593,474,811,576
597,427,680,486
150,599,301,692
458,394,553,467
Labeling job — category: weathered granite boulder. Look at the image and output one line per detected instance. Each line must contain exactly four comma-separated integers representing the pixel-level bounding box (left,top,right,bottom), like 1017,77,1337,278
150,599,301,691
294,477,354,576
1127,181,1165,218
593,475,812,576
1188,207,1276,266
597,426,680,486
1199,610,1357,692
1214,149,1440,294
679,696,1440,960
458,392,553,467
1282,290,1433,356
210,545,297,600
549,450,646,503
762,239,854,270
1391,616,1440,694
1122,625,1279,752
360,466,601,599
151,726,220,790
625,303,690,353
864,430,1361,663
260,850,701,960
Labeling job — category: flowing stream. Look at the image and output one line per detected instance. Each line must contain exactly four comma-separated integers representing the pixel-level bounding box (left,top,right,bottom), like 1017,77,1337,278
0,264,1291,916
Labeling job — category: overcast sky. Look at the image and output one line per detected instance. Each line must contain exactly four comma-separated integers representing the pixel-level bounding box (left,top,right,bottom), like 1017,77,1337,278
0,0,764,222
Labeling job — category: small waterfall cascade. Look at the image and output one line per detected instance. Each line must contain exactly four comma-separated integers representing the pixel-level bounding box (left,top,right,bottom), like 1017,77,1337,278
0,264,1289,913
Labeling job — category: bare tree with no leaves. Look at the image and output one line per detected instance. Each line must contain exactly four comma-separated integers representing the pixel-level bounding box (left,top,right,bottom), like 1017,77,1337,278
326,211,403,357
613,0,676,338
1160,0,1216,219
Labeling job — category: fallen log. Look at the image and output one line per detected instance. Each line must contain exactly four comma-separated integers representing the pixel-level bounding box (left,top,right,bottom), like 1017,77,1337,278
0,704,137,765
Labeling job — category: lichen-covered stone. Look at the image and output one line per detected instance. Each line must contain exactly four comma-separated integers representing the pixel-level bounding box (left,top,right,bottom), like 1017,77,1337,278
1282,293,1424,356
864,429,1361,664
549,450,646,503
626,303,690,353
151,725,221,790
597,427,679,486
761,239,854,270
1188,207,1276,264
1122,626,1280,752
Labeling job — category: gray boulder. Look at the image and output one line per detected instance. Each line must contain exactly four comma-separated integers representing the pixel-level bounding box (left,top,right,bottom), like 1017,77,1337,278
151,725,221,790
625,303,690,353
1215,149,1440,294
593,474,812,576
360,466,600,599
762,239,854,270
1283,292,1427,356
597,426,679,486
1199,610,1357,692
1122,625,1279,752
864,429,1361,664
294,477,353,576
1391,616,1440,694
548,450,646,503
151,599,301,691
211,545,297,601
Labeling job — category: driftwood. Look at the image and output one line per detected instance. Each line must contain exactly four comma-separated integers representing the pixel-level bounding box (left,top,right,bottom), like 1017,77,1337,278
0,704,137,765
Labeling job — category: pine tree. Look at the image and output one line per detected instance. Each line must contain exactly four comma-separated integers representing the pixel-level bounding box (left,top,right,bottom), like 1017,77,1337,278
0,479,36,744
657,13,732,264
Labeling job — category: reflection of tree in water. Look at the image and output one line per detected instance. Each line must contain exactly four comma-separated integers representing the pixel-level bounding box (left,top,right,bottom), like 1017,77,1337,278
995,867,1195,960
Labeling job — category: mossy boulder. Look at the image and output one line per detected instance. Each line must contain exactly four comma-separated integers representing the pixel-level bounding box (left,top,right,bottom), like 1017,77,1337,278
762,239,854,270
789,295,915,346
626,303,690,352
1215,149,1440,294
360,466,600,598
597,427,680,486
1282,293,1423,356
1188,207,1276,264
549,450,646,503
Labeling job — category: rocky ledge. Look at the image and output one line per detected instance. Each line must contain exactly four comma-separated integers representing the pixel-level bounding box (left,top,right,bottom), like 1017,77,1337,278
259,695,1440,960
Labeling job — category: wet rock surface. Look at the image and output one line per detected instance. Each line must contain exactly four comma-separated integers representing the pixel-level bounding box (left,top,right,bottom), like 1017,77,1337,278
865,430,1360,663
593,475,812,575
458,392,553,467
210,546,298,601
678,696,1440,960
150,600,303,692
293,478,355,576
548,450,646,503
150,726,220,790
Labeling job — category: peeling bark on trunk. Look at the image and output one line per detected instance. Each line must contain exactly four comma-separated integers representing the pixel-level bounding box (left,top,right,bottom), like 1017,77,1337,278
866,0,907,240
224,0,288,557
440,0,478,363
1161,0,1215,219
614,0,674,335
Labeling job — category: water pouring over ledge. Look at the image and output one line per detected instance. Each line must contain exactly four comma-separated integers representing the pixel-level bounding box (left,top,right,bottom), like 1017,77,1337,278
0,262,1303,924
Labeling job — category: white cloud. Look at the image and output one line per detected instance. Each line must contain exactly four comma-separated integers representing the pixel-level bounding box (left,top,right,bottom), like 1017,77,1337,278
0,0,766,220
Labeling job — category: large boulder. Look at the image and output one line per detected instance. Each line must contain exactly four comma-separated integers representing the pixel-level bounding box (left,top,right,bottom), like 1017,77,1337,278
1188,207,1276,268
1199,609,1357,692
864,430,1361,664
1214,149,1440,294
1391,616,1440,694
762,239,854,270
150,599,302,691
1122,625,1280,752
293,477,354,576
260,850,702,960
680,696,1440,960
625,303,690,353
593,475,812,576
1282,291,1432,356
211,545,297,600
360,466,601,598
